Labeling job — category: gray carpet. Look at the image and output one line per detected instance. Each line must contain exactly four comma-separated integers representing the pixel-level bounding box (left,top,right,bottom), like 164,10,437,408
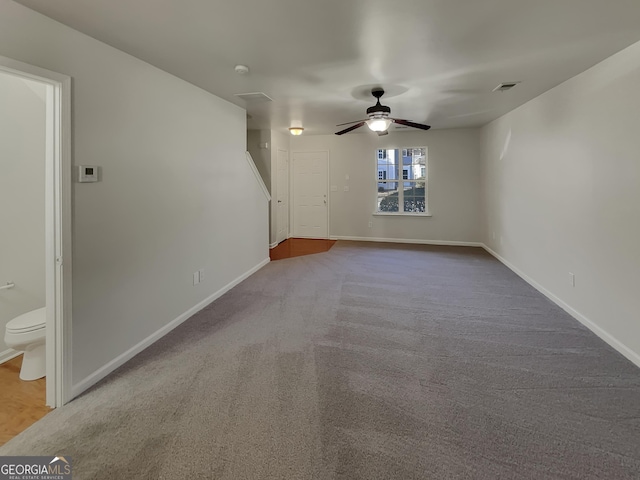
2,241,640,479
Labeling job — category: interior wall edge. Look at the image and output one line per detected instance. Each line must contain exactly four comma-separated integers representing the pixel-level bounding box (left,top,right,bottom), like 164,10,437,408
482,244,640,369
70,256,271,400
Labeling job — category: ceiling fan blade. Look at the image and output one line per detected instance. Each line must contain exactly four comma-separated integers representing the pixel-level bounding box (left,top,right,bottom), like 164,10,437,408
336,119,368,127
335,122,365,135
391,118,431,131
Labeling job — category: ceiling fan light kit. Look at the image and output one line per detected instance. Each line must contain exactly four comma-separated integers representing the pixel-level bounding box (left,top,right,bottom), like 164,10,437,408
289,127,304,135
335,88,430,135
367,117,392,132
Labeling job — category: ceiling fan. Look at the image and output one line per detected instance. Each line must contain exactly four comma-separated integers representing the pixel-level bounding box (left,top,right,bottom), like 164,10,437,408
335,88,431,136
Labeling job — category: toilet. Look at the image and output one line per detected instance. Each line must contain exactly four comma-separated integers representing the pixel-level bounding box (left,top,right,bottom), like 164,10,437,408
4,307,46,381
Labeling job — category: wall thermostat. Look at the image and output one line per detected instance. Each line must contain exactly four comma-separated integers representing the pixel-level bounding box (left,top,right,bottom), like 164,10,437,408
78,165,99,183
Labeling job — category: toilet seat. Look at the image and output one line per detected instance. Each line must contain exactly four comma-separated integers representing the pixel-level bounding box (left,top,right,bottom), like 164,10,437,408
6,307,46,334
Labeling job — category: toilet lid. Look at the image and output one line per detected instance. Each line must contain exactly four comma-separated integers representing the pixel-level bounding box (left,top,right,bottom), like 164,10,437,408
6,307,46,333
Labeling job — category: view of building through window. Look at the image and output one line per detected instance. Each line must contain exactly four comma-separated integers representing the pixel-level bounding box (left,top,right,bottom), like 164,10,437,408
376,147,427,213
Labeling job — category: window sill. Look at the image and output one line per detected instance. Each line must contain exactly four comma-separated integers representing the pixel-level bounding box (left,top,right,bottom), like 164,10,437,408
372,212,432,217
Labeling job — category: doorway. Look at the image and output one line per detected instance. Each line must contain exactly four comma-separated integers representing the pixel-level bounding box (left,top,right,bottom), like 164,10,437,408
291,151,329,238
0,55,72,410
276,149,289,244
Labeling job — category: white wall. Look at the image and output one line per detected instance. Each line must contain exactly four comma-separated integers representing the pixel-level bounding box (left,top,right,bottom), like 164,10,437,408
480,40,640,365
0,73,46,360
291,129,481,243
0,0,269,390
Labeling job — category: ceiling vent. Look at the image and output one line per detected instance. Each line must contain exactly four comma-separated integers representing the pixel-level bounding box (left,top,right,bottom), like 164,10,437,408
492,82,521,92
234,92,273,103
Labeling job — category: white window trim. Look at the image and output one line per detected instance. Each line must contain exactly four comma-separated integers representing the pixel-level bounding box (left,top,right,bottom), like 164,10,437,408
375,147,429,216
373,212,432,217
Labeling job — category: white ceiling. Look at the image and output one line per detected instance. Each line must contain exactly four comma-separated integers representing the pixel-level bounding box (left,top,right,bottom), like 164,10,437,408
16,0,640,135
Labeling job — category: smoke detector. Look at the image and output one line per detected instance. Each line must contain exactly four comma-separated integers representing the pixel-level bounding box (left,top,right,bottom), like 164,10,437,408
492,81,521,92
234,64,250,75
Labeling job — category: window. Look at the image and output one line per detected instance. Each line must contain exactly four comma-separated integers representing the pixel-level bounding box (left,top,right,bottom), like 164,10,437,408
376,147,427,214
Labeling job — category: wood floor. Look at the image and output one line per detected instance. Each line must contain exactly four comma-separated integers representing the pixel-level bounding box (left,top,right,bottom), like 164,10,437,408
0,355,50,446
270,238,337,261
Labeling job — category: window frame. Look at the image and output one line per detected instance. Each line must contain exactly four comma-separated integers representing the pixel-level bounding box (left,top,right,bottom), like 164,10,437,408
374,146,430,217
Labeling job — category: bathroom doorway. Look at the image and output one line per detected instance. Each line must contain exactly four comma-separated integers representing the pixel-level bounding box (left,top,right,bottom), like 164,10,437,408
0,56,72,414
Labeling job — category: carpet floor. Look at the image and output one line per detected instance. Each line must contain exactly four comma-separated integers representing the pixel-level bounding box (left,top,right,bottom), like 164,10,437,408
2,241,640,479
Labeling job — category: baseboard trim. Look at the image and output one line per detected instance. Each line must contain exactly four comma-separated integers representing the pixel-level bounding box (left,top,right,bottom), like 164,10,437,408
0,349,21,365
330,235,482,247
482,244,640,369
269,241,278,249
71,257,271,399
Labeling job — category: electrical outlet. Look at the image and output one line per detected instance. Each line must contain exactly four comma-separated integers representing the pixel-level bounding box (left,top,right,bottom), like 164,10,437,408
193,272,200,286
368,220,373,228
199,269,205,282
343,186,349,192
569,272,575,287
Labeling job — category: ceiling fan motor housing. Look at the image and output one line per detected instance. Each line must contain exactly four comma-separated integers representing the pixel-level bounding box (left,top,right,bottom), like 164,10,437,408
366,103,390,117
367,88,390,118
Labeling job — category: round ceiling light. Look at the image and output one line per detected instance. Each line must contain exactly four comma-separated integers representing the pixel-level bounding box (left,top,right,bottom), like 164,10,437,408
366,118,392,132
289,127,304,136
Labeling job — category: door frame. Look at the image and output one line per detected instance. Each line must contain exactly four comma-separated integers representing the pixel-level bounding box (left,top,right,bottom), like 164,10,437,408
290,150,330,239
0,55,72,407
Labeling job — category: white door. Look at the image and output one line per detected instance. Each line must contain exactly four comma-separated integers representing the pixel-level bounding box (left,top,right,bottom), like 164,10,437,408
276,149,289,243
292,151,328,238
